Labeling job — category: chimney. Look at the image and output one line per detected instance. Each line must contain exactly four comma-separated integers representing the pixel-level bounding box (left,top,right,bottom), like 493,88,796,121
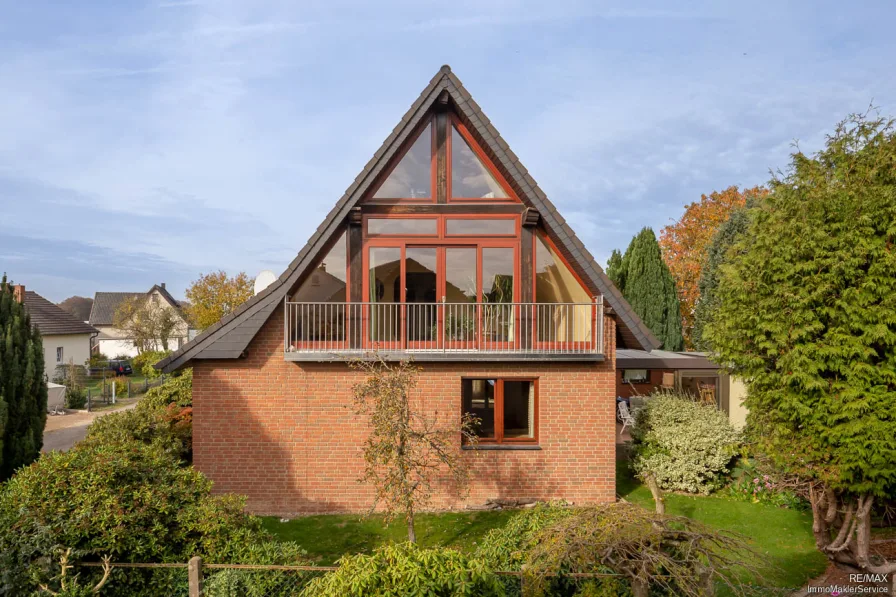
12,284,25,304
160,282,166,290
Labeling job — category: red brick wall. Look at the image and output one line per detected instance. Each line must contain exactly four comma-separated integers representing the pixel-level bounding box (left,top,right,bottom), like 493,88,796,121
192,309,618,516
615,369,673,399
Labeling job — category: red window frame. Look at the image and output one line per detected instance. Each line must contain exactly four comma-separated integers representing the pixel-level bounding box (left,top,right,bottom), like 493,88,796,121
367,117,437,204
362,214,520,240
462,377,539,445
448,114,519,204
530,231,598,350
363,112,522,205
362,238,519,350
288,229,351,351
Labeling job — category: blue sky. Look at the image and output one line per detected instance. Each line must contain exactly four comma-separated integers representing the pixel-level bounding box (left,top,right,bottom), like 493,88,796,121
2,1,894,303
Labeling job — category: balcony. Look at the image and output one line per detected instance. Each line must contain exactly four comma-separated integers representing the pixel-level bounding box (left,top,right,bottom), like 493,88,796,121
284,298,604,361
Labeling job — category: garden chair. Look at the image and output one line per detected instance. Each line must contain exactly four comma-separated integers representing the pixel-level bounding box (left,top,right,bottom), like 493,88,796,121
617,400,636,434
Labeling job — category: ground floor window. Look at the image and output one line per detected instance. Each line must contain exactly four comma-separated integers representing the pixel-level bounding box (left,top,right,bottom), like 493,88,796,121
462,378,537,443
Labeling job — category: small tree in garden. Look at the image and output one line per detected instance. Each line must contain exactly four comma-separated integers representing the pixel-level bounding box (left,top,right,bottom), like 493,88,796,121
350,356,479,543
707,112,896,575
113,296,178,353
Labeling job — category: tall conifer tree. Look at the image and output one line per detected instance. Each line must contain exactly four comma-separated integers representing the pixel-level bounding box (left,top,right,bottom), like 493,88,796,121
0,276,47,480
607,229,684,350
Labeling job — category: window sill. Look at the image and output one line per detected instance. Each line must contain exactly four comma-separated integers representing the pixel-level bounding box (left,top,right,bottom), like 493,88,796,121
462,444,541,451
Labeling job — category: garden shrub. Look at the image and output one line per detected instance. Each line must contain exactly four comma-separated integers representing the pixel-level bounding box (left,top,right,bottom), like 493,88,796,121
132,350,171,379
105,376,128,397
300,543,505,597
82,401,192,459
140,368,192,410
0,441,305,596
476,502,575,571
519,503,759,597
476,503,628,597
631,392,741,494
83,370,193,462
88,352,110,368
65,385,87,410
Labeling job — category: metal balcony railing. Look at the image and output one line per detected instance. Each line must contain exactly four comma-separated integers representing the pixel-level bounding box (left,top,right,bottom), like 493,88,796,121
283,298,603,360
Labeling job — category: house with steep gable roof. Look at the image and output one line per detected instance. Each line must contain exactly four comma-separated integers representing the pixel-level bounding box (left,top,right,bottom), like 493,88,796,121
89,283,191,357
158,66,660,515
17,285,98,380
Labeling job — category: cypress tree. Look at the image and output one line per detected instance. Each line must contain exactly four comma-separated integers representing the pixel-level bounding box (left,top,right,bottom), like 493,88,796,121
605,249,626,293
0,276,47,480
607,229,684,351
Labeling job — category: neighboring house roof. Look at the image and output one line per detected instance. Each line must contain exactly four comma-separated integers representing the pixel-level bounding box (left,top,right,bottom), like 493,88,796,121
616,349,718,370
89,284,186,326
23,291,98,336
158,65,660,373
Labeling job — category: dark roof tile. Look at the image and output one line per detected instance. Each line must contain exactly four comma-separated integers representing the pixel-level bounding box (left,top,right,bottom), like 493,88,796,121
23,292,98,336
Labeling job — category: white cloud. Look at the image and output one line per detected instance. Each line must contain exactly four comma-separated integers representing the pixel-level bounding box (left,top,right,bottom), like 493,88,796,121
1,0,895,300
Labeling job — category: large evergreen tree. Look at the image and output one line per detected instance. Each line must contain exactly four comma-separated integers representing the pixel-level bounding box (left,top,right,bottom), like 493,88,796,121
607,228,684,351
0,277,47,480
605,249,626,292
690,207,753,352
706,113,896,574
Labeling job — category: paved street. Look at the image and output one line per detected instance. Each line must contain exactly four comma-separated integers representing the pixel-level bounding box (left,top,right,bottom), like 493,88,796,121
42,402,138,453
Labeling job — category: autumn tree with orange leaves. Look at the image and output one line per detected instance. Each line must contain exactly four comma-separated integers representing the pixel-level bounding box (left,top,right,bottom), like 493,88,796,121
659,186,767,347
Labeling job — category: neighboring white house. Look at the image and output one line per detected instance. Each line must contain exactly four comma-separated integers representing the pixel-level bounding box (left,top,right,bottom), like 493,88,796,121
89,283,192,358
18,286,98,380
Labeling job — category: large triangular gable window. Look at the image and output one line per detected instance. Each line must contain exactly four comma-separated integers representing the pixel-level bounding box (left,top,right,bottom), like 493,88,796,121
368,112,515,203
372,122,433,199
451,124,508,199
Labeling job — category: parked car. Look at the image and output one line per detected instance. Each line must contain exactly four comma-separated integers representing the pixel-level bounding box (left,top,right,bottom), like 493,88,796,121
108,360,133,376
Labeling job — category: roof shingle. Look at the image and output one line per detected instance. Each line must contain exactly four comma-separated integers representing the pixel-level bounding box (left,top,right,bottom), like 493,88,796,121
23,292,98,336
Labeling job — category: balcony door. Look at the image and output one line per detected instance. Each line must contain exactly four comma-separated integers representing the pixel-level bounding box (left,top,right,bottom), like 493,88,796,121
365,243,516,349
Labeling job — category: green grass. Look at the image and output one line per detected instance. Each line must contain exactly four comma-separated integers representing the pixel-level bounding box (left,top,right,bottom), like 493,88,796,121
262,460,828,590
616,459,827,590
261,510,517,565
83,374,148,395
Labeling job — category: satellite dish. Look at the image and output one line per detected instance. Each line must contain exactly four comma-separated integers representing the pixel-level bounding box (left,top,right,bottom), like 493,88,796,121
254,270,277,295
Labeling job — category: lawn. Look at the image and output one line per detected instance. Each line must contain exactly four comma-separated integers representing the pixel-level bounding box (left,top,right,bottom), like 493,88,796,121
262,459,828,591
83,374,149,395
615,459,827,591
261,509,517,565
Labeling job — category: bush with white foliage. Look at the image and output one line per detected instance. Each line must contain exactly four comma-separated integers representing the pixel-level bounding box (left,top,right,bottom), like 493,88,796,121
631,392,741,494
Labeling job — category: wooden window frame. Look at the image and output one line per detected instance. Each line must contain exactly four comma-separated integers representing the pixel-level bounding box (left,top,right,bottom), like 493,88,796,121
362,214,520,242
531,230,598,350
365,215,439,238
362,239,520,305
444,215,518,237
288,229,351,351
368,117,437,204
364,112,521,205
448,114,519,203
461,377,539,445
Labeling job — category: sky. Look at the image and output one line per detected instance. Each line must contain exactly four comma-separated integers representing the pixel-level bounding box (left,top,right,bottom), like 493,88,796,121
1,0,894,303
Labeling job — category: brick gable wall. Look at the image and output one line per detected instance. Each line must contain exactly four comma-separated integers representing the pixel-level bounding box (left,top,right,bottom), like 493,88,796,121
192,308,618,515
